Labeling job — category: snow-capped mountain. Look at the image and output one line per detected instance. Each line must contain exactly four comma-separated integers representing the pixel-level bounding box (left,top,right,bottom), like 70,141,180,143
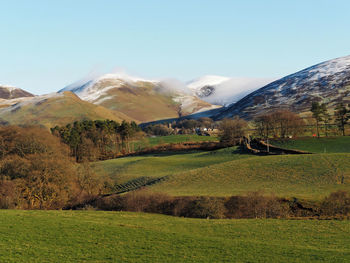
187,75,273,106
61,72,220,122
0,85,34,99
215,55,350,119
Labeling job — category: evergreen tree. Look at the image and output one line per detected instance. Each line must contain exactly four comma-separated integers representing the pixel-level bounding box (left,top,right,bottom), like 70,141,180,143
311,102,327,138
334,103,349,136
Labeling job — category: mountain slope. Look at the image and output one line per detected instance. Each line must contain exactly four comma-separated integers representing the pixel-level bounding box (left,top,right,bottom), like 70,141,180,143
0,91,132,128
0,85,34,99
215,55,350,119
61,73,219,123
187,75,273,106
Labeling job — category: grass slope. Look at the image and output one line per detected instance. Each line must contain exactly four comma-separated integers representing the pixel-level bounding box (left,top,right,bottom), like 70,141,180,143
92,146,248,184
271,136,350,153
0,92,132,128
93,142,350,199
149,153,350,199
0,210,349,263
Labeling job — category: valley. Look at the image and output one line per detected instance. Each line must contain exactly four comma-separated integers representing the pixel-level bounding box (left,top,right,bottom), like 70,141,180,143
1,55,350,262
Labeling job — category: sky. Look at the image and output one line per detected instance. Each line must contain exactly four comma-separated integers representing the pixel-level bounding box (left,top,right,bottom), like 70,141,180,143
1,0,350,94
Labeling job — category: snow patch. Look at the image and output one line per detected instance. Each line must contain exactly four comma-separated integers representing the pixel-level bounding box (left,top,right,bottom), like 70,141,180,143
0,93,64,113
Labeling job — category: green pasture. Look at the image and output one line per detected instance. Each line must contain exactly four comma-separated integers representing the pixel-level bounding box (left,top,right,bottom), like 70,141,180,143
92,146,248,184
271,136,350,153
149,153,350,199
0,210,349,263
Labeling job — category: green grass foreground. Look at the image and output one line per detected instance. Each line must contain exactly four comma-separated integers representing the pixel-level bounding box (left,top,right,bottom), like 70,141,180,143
0,210,349,263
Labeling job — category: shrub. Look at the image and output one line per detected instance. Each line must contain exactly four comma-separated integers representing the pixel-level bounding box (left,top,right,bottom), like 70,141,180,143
179,196,227,219
225,192,289,218
321,191,350,216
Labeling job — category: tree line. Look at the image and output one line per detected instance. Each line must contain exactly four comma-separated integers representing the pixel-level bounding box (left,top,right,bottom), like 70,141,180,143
51,120,142,162
219,102,350,144
311,102,350,137
92,189,350,219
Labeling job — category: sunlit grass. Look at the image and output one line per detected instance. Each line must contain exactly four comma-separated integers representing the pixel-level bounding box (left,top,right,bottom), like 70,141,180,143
0,210,349,262
149,153,350,200
92,146,249,184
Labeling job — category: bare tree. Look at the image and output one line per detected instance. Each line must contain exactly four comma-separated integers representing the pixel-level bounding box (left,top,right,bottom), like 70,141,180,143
219,117,248,145
254,110,304,138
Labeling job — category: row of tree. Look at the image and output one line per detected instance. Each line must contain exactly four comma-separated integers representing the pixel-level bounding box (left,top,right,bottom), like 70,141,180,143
51,120,142,162
218,102,350,144
253,110,304,138
312,102,350,137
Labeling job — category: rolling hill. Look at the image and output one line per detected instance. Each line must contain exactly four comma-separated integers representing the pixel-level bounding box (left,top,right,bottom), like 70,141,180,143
215,55,350,119
148,153,350,199
61,73,220,122
0,91,132,128
92,144,350,200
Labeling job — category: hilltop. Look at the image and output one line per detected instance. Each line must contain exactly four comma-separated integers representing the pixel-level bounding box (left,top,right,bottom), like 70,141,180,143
0,91,132,128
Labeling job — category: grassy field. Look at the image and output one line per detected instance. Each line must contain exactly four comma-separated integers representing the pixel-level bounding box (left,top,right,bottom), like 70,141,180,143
271,136,350,153
148,153,350,199
93,143,350,199
92,146,248,184
0,210,349,263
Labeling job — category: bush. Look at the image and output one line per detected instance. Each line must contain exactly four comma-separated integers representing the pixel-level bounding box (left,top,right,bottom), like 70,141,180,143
177,196,227,219
144,124,173,136
89,190,350,219
321,191,350,216
225,192,289,218
0,179,20,209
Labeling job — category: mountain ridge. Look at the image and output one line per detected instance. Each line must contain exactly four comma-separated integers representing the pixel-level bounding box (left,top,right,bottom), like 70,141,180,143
214,55,350,119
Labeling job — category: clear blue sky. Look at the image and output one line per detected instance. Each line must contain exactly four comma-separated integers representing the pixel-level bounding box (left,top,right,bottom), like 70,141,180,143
1,0,350,94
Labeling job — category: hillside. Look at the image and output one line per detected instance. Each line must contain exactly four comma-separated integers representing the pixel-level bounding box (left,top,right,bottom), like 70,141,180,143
92,146,248,185
0,91,132,128
92,145,350,200
215,55,350,119
61,73,220,122
148,153,350,199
